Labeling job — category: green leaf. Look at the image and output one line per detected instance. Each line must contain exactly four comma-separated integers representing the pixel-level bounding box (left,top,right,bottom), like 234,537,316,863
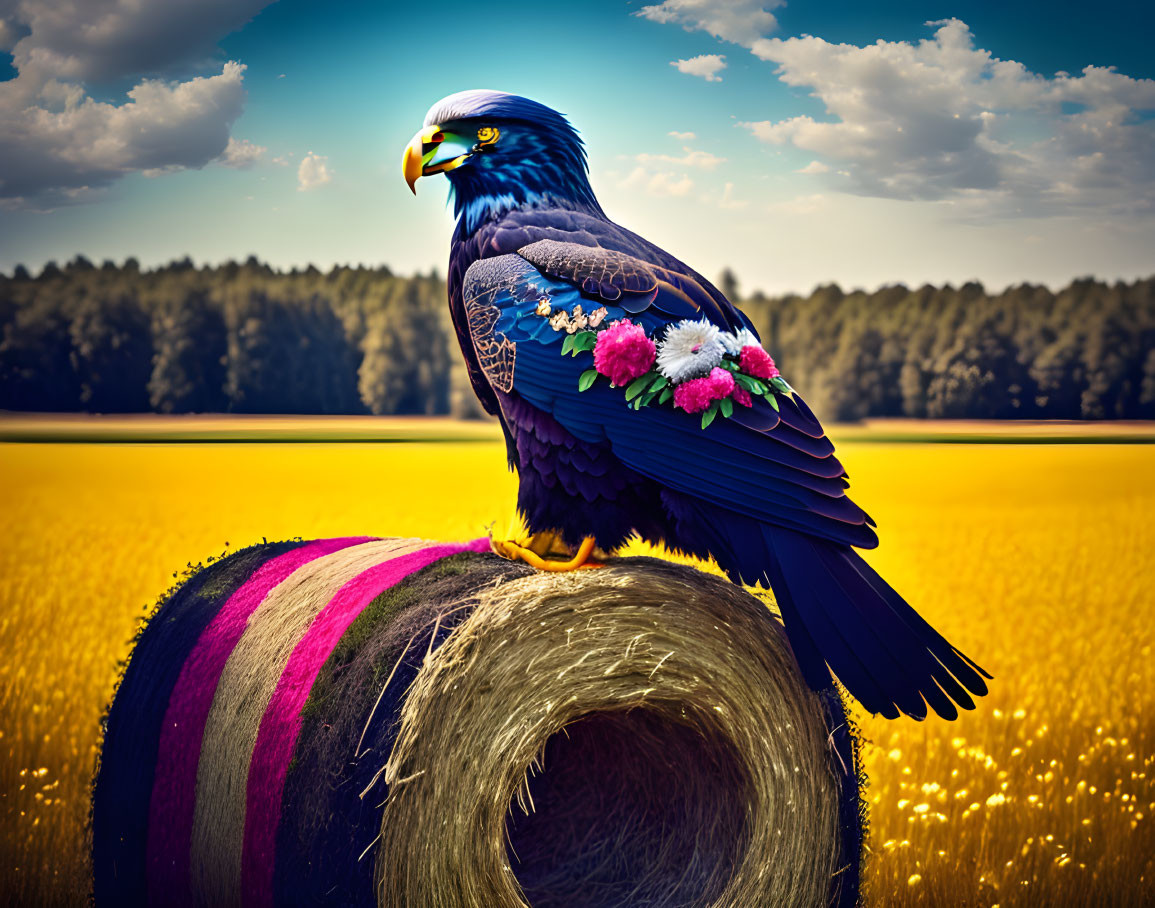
649,374,668,392
720,397,733,418
771,376,791,393
738,374,770,395
574,331,598,353
561,334,575,356
625,375,650,401
719,359,739,371
701,402,720,429
632,397,643,410
578,369,599,392
768,394,779,411
639,390,658,407
659,387,673,405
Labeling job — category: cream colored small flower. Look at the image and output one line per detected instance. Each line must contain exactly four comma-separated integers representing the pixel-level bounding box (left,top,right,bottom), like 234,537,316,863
587,307,608,328
535,298,552,317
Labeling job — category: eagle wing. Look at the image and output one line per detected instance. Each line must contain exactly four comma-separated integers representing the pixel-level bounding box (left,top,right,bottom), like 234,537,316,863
462,248,877,551
462,245,990,721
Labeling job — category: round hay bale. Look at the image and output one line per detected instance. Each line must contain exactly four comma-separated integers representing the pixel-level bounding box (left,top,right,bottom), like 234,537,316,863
92,537,862,908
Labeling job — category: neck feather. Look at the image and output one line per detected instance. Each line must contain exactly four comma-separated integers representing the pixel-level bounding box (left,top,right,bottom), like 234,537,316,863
447,142,604,236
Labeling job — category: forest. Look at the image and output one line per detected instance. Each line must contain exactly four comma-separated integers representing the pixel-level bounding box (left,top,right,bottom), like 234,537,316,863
1,256,1153,421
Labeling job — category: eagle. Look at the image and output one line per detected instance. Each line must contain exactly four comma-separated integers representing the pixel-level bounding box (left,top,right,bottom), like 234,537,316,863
402,89,989,720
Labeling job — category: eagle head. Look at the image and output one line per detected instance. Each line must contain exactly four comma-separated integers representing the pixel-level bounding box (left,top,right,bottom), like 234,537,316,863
402,90,602,232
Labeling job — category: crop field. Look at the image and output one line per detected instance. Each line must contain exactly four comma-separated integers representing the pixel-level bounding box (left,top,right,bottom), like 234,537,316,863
1,425,1152,905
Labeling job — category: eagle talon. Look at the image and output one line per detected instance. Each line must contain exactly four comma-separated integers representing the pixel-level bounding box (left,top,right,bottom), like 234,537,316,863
491,534,602,571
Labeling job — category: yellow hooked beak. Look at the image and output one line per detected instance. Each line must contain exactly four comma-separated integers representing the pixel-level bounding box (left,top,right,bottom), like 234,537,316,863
402,124,471,194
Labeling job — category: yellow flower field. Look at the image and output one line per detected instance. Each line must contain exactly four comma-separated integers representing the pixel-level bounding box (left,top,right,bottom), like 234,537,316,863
1,433,1152,905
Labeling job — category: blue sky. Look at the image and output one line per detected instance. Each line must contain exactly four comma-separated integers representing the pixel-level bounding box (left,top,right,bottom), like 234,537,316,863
1,0,1153,294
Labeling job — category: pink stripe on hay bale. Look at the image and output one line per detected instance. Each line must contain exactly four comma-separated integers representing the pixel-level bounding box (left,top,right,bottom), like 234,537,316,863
241,539,490,907
192,540,423,906
145,537,374,906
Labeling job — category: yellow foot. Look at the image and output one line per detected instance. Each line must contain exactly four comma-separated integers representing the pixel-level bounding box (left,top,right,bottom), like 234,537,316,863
491,532,603,571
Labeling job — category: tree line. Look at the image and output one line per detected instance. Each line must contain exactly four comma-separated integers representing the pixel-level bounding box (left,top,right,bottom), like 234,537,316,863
0,256,476,418
731,269,1155,421
1,256,1152,420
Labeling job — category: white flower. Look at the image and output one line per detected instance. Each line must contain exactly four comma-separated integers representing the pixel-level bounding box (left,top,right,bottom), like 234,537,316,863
720,327,761,355
656,319,725,382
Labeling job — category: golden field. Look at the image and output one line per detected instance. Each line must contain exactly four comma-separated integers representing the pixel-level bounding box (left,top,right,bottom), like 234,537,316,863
1,428,1152,906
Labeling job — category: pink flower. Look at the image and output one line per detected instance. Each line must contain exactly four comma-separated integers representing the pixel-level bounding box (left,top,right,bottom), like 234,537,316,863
731,387,752,407
673,367,735,414
738,345,780,380
593,319,656,386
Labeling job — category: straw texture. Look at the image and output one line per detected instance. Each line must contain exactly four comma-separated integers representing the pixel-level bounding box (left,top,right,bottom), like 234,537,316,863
378,557,859,907
92,541,302,905
243,541,493,906
190,538,424,907
93,541,861,908
147,536,372,906
273,549,531,905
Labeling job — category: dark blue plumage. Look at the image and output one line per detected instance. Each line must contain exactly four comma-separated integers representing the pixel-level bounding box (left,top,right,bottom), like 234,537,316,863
408,90,990,720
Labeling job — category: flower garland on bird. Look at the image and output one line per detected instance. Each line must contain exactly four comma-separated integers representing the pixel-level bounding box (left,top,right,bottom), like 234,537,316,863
554,314,795,429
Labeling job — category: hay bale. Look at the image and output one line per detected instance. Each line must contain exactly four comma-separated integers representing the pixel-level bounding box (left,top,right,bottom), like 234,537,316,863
92,537,862,907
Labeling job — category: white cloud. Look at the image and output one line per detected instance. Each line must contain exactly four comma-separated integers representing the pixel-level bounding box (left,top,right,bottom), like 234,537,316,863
0,0,270,209
671,54,727,82
1,0,274,85
621,166,694,197
637,0,783,48
218,136,266,169
0,62,248,209
797,160,830,174
768,193,831,215
742,20,1155,217
297,152,332,191
669,130,697,141
635,148,726,170
714,181,749,209
621,144,725,201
